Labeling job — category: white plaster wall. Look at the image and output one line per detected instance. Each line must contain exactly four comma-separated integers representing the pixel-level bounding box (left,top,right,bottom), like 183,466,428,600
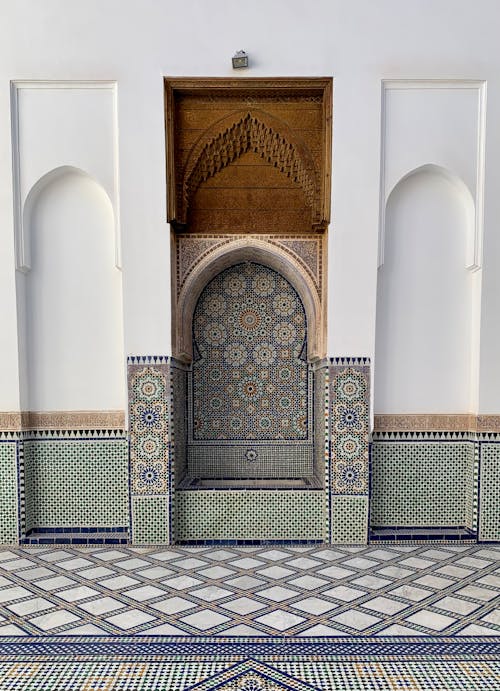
0,0,500,412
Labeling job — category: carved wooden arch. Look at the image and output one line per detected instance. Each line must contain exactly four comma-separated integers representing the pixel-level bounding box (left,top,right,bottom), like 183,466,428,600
179,110,320,226
174,238,324,363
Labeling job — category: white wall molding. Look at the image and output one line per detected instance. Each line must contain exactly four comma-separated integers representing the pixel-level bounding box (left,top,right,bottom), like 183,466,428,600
378,79,486,271
10,80,121,272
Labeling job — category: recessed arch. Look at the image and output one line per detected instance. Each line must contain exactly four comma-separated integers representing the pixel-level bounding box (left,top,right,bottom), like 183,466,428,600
375,161,478,414
380,164,478,271
174,238,324,363
20,166,119,272
18,164,125,411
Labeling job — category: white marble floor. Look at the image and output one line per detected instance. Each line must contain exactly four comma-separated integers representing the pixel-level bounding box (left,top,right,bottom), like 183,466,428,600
0,543,497,637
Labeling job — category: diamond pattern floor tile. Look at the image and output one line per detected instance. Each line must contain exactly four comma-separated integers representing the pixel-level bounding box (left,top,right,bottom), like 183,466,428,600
434,596,482,616
150,597,196,615
362,596,410,615
105,609,156,630
255,610,305,631
322,585,366,602
0,543,495,638
29,610,80,630
255,586,300,602
404,610,456,631
221,597,267,614
331,610,381,631
290,597,338,615
77,597,126,615
180,610,230,631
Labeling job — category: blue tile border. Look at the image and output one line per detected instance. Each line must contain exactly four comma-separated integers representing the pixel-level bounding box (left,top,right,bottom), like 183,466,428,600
0,636,497,657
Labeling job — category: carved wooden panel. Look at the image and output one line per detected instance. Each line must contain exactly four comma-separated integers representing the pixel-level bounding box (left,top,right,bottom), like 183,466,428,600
165,78,332,234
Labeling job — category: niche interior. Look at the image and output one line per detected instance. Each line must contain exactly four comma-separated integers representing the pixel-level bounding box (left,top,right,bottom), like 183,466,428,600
165,78,332,496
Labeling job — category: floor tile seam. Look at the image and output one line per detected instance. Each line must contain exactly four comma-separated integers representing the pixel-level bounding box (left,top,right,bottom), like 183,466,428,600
365,576,500,612
395,603,491,631
0,551,152,578
0,580,174,635
202,594,426,635
0,557,186,593
437,610,500,635
5,549,498,584
375,558,500,594
2,598,126,636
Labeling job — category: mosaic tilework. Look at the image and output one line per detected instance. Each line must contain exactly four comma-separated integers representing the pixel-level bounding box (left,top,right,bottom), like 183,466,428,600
187,446,314,479
176,490,325,542
313,364,328,480
0,651,498,690
371,439,475,528
327,359,370,544
479,442,500,541
23,437,128,530
171,362,188,484
0,440,19,544
128,357,173,545
329,360,370,496
331,495,368,543
466,440,478,532
132,496,170,545
189,263,312,480
128,361,170,496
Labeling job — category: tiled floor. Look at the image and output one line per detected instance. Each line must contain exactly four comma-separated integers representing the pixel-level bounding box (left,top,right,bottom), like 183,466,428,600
0,543,497,637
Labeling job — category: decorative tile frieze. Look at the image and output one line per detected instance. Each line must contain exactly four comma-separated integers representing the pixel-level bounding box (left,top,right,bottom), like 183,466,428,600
0,411,125,432
330,495,368,543
374,414,500,434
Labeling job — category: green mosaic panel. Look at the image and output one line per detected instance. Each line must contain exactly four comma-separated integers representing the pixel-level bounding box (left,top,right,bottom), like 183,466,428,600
132,496,170,544
479,443,500,541
0,443,18,543
175,490,325,542
330,495,368,543
24,440,128,528
371,442,473,527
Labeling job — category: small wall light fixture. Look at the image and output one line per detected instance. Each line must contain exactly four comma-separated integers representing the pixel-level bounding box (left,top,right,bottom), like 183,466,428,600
232,50,249,69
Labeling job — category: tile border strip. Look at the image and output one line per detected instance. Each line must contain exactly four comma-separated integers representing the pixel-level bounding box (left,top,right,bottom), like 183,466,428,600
374,413,500,433
0,411,125,432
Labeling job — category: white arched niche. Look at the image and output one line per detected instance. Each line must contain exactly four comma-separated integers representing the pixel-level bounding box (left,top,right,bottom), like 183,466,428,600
375,164,480,413
17,166,125,411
